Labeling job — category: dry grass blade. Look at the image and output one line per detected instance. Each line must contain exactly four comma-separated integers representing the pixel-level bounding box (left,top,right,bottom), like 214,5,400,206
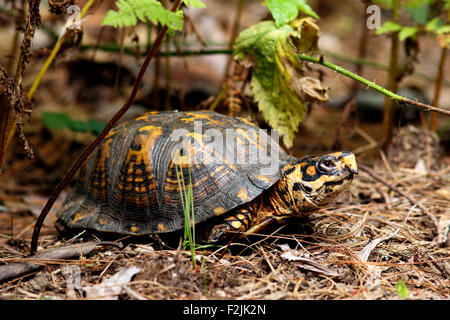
278,244,340,277
357,228,400,262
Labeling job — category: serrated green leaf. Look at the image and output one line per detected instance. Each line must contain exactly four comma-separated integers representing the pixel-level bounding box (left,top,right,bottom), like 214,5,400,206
399,26,418,41
234,18,327,148
375,21,402,35
266,0,319,27
183,0,206,8
395,279,409,300
102,0,184,31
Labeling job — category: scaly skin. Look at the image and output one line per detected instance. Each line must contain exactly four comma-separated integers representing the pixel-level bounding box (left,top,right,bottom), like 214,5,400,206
207,151,358,243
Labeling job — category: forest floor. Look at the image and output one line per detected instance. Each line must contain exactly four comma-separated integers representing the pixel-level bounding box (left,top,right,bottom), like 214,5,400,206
0,0,449,300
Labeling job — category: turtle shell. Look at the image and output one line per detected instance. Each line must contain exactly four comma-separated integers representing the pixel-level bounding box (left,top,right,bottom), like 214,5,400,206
56,111,296,234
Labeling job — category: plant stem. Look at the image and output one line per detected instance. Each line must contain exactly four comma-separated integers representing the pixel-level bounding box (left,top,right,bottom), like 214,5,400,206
79,43,233,56
224,0,244,78
30,0,184,255
297,54,450,116
0,0,32,174
332,1,370,149
429,44,447,131
381,0,400,150
209,82,229,111
77,43,450,87
28,0,96,99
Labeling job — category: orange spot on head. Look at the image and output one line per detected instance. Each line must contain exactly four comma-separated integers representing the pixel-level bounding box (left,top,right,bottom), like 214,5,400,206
301,162,308,167
306,166,316,176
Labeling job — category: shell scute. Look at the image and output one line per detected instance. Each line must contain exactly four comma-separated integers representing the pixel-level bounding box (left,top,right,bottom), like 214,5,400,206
57,111,295,234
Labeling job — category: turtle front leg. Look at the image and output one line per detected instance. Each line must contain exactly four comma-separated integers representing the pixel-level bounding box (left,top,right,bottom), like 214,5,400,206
207,206,253,243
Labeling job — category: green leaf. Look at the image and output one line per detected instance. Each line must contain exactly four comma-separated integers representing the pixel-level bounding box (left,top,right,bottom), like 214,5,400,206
426,17,444,32
395,279,409,300
437,25,450,35
183,0,206,8
42,111,106,134
375,21,402,35
87,118,106,135
68,119,88,132
399,26,418,41
102,0,184,31
404,0,430,25
234,18,328,148
266,0,319,27
371,0,393,9
42,112,71,130
445,0,450,10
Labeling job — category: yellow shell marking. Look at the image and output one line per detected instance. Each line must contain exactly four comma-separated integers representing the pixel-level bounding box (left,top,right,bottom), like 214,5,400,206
214,206,226,215
72,212,85,223
234,128,264,151
189,131,205,146
90,134,115,200
116,126,162,200
238,117,257,127
253,175,275,185
135,111,159,121
157,223,168,232
186,112,221,125
130,225,140,234
236,187,249,201
237,213,246,220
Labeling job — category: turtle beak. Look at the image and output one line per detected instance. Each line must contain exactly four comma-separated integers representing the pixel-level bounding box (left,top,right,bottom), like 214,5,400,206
339,152,358,175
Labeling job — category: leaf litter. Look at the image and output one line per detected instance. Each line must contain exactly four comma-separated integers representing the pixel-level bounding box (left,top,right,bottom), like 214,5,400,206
1,145,448,299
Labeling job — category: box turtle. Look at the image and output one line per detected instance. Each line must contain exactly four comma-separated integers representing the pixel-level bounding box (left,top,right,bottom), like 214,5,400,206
56,111,358,242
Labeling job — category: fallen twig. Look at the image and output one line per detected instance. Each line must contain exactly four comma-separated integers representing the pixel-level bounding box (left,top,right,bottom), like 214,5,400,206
0,241,122,282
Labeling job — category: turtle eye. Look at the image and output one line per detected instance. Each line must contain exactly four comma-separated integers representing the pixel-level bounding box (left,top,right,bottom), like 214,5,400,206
319,159,336,172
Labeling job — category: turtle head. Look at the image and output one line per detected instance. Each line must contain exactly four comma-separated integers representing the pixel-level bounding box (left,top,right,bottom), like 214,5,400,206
281,151,358,212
